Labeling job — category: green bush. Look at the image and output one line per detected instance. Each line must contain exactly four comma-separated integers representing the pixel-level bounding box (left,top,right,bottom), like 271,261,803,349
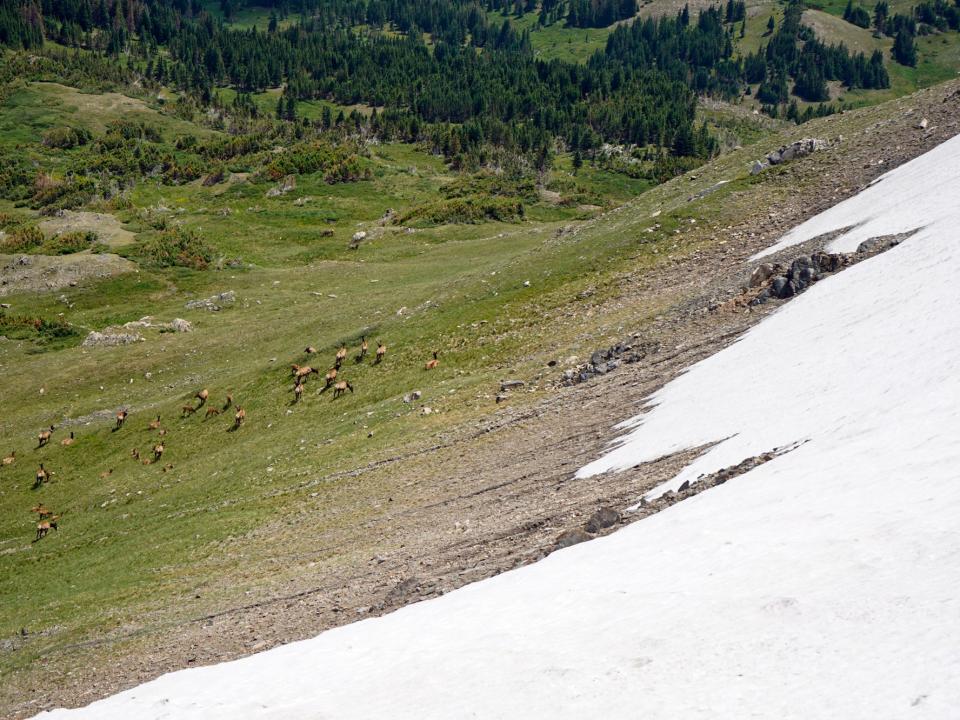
136,227,216,270
39,230,98,255
41,126,93,149
397,196,525,226
0,224,44,252
0,312,79,345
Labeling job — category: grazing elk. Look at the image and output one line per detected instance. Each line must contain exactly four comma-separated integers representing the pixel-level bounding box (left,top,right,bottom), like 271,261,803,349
232,406,246,430
195,389,209,407
222,393,234,411
181,404,197,418
324,366,338,389
332,380,354,398
152,442,165,463
334,345,347,369
115,410,128,430
358,336,368,361
305,346,318,355
35,517,58,541
34,464,49,489
37,425,55,448
294,365,319,383
293,382,304,404
375,341,386,364
425,351,439,370
205,407,221,419
31,504,53,520
60,432,76,447
99,469,113,480
2,451,14,466
149,415,162,431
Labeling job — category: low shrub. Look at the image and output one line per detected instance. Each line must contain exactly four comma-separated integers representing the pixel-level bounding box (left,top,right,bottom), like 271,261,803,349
136,227,216,270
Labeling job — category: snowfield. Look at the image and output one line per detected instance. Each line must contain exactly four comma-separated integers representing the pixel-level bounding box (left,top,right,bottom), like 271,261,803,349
36,135,960,719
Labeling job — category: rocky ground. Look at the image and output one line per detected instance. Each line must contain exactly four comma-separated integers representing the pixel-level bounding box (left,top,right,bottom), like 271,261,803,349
4,80,959,719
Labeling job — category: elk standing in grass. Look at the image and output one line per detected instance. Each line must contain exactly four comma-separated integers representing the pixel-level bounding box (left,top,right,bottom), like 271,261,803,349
195,389,209,407
34,464,49,489
232,406,246,430
115,410,128,431
60,432,75,447
324,366,338,389
334,345,347,369
222,393,233,411
305,346,318,355
31,504,53,520
425,351,439,370
153,442,165,463
357,336,368,361
375,341,386,364
293,382,304,404
35,516,58,541
294,365,319,383
332,380,354,398
149,415,161,431
182,404,197,418
205,407,220,419
37,425,54,448
2,451,14,466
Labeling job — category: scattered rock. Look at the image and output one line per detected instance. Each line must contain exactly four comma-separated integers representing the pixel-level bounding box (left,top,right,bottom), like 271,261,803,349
500,380,525,392
185,291,235,312
754,138,829,172
916,118,929,130
554,528,592,550
82,331,142,347
584,507,621,534
170,318,193,333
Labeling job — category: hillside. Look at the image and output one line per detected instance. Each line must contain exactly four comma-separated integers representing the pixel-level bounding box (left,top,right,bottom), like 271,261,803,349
2,0,960,716
27,80,960,720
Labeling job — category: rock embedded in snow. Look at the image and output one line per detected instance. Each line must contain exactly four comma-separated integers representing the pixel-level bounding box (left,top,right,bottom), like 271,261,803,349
584,507,621,534
554,528,591,550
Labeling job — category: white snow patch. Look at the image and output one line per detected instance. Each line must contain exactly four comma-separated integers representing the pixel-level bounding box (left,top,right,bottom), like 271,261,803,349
33,135,960,719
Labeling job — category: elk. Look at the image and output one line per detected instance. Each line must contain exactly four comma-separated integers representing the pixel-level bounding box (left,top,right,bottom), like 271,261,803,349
334,345,347,369
324,366,338,388
232,406,246,430
332,380,354,398
195,389,209,407
31,504,53,520
60,432,76,447
35,517,58,541
425,351,439,370
37,425,55,448
205,407,221,419
2,451,14,466
222,393,233,411
358,336,368,361
375,341,386,364
131,447,140,461
294,365,319,383
99,469,113,480
34,464,49,489
181,404,197,418
305,346,318,355
148,415,161,431
152,442,164,463
115,410,128,430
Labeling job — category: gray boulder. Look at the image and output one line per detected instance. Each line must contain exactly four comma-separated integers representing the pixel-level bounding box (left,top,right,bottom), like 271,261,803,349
585,507,621,534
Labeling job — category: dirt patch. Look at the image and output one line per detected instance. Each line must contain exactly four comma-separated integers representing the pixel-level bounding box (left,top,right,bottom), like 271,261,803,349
38,211,136,249
0,252,135,297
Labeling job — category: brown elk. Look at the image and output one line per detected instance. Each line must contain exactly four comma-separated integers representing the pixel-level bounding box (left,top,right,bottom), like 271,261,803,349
324,366,338,388
232,406,246,430
31,504,53,519
293,382,304,404
195,389,209,407
2,451,14,466
332,380,354,398
35,516,58,541
222,393,234,411
305,346,318,355
60,432,76,447
131,447,141,461
152,442,165,463
294,365,319,383
358,336,368,361
99,469,113,480
181,404,197,418
205,407,221,419
115,410,128,430
425,351,439,370
334,345,347,369
37,425,55,448
149,415,161,431
34,464,49,489
375,341,386,364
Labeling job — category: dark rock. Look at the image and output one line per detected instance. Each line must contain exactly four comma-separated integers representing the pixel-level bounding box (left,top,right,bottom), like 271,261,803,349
592,362,609,375
590,350,607,366
771,276,789,298
554,528,592,550
750,289,771,306
584,507,621,534
812,251,843,273
799,267,818,284
677,480,690,492
789,255,814,279
500,380,525,392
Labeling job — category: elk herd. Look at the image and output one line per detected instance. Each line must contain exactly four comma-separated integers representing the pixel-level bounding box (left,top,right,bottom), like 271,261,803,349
8,335,442,542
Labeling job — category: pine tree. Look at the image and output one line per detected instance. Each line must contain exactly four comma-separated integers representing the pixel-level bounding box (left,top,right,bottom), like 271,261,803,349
892,29,916,66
